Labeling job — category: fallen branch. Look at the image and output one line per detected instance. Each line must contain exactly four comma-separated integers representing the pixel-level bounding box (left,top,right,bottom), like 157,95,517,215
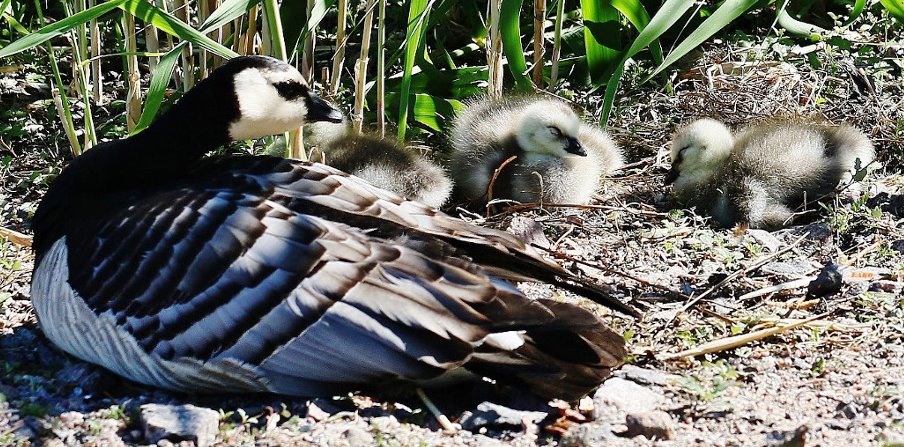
0,227,32,248
658,312,829,360
737,276,815,300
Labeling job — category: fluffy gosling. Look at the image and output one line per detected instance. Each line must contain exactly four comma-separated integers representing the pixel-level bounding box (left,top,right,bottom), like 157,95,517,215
668,118,875,229
449,96,623,207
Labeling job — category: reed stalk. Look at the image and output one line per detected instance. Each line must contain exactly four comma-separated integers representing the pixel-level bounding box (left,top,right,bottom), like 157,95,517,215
87,0,102,102
352,0,378,134
487,0,503,97
375,0,386,137
198,0,211,78
301,0,315,83
245,5,259,54
329,0,348,96
532,0,546,86
549,0,565,88
122,12,142,132
173,0,195,90
34,0,80,156
61,0,96,149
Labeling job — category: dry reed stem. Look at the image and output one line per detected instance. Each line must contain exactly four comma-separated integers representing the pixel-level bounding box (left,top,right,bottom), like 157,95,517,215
486,0,503,98
352,0,378,133
0,228,32,248
88,0,103,101
532,0,545,86
330,0,348,96
548,0,565,88
658,312,830,360
123,13,141,132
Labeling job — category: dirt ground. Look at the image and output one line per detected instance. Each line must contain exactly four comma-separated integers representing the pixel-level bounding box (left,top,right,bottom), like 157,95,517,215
0,36,903,446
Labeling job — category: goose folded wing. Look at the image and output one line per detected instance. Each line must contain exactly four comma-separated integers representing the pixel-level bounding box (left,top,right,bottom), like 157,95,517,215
63,179,575,395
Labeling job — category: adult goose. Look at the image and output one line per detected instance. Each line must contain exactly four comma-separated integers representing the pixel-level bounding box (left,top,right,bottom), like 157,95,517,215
448,96,623,207
668,118,875,229
31,56,636,400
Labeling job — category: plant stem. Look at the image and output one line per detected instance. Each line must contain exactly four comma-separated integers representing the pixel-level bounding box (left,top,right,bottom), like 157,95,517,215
375,0,386,136
329,0,348,96
352,0,377,134
301,0,315,83
87,0,103,102
532,0,546,86
34,0,80,156
549,0,565,88
122,12,142,132
487,0,503,97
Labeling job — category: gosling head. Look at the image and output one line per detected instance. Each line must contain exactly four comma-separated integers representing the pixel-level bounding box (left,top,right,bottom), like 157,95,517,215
516,100,585,158
213,56,343,141
667,118,734,186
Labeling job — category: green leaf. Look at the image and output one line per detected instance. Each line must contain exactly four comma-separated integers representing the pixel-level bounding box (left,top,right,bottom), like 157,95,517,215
411,94,465,131
842,0,867,26
133,43,185,134
398,0,432,141
500,0,532,91
879,0,904,21
601,0,694,124
200,0,261,32
118,0,237,59
581,0,622,86
642,0,759,82
282,0,335,59
0,0,126,59
610,0,663,63
776,2,826,39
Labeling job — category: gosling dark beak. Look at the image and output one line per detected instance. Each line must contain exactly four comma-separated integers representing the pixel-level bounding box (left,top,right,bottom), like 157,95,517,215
306,93,344,123
565,137,586,156
664,165,679,184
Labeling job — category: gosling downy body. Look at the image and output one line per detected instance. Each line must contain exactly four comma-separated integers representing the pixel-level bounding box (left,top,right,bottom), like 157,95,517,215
31,56,636,401
669,118,875,229
305,119,452,208
449,96,623,206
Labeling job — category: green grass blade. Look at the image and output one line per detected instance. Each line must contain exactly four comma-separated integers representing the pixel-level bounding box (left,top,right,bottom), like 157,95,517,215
118,0,237,59
842,0,867,25
398,0,431,141
642,0,759,83
294,0,335,58
200,0,261,32
776,3,826,38
600,0,694,124
133,43,185,134
581,0,622,86
610,0,663,63
879,0,904,21
500,0,532,90
0,0,125,58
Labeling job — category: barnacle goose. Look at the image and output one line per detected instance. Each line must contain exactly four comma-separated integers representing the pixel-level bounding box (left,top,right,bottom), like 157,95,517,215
304,119,452,208
31,56,637,400
668,118,875,229
448,96,623,207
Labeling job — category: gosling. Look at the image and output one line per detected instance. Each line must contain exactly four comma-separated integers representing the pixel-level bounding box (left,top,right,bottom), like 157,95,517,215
449,96,623,207
305,119,453,208
668,118,875,229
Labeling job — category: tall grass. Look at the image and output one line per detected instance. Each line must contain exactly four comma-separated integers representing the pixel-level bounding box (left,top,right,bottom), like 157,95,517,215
0,0,895,158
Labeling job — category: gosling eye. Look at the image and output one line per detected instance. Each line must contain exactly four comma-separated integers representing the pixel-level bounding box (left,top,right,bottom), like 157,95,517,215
548,126,562,137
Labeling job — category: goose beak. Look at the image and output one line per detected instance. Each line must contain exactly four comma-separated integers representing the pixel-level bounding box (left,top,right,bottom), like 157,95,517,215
664,165,679,184
307,93,344,123
565,137,586,156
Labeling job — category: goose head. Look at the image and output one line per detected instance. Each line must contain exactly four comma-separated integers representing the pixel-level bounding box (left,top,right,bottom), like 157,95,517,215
222,56,343,140
516,100,586,158
667,118,734,186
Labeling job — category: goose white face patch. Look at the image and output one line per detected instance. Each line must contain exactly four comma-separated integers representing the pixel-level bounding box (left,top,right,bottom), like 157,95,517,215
229,67,310,141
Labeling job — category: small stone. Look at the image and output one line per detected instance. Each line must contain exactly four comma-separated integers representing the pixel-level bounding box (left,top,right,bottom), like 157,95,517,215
306,401,331,422
59,411,84,426
458,402,547,431
343,427,374,447
614,365,671,386
559,422,618,446
140,403,219,447
808,263,842,297
624,411,675,440
760,259,814,278
507,216,551,249
766,425,808,447
746,229,782,252
592,378,664,421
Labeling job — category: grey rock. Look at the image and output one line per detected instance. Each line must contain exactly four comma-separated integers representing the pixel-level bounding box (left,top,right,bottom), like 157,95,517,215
343,427,374,447
766,425,808,447
624,411,676,440
760,259,815,278
747,229,782,252
459,402,547,431
559,422,618,447
592,378,664,421
140,403,219,447
614,365,670,386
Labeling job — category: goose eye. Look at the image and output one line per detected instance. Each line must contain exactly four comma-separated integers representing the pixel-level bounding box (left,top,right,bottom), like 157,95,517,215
273,80,308,100
548,126,562,137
